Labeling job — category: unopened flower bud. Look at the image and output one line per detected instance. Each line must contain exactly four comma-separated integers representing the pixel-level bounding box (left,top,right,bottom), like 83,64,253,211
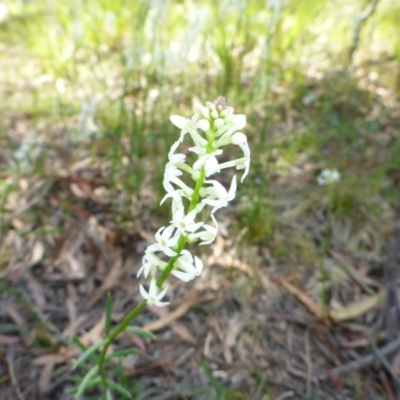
210,110,219,119
206,101,216,110
214,118,224,129
220,107,233,117
198,119,210,132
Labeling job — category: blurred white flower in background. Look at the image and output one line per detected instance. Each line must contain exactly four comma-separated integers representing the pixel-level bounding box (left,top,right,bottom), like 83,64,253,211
0,3,8,23
317,169,340,186
12,136,43,172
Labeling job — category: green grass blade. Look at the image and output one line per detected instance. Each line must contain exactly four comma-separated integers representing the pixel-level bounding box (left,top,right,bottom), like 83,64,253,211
73,339,108,370
106,348,141,360
105,292,113,336
77,365,99,396
107,379,133,399
125,326,156,340
199,359,223,399
105,388,113,400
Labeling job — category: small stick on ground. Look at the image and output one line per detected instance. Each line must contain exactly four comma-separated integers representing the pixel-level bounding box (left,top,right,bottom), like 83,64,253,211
6,351,25,400
321,338,400,378
366,333,400,387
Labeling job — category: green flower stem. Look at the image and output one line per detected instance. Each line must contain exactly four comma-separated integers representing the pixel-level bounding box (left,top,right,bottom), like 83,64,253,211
157,166,206,288
97,129,216,389
98,299,147,387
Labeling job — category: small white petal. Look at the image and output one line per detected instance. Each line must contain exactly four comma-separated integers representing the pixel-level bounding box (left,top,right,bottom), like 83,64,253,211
171,269,195,282
169,115,186,129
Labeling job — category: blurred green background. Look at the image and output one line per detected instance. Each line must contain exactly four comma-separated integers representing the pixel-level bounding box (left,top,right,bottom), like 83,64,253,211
0,0,399,254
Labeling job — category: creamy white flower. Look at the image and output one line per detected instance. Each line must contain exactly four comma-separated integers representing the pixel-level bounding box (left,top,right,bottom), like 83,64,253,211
217,157,250,182
216,114,246,138
238,158,251,182
171,250,203,282
232,133,250,181
137,251,167,278
169,115,188,132
170,190,185,215
147,225,179,257
161,174,195,205
190,146,223,176
187,214,218,245
168,139,186,164
213,131,250,182
163,163,182,193
317,169,340,186
193,154,220,177
163,140,187,192
171,207,203,235
169,114,208,147
231,132,250,158
194,103,211,120
201,175,237,213
139,279,169,307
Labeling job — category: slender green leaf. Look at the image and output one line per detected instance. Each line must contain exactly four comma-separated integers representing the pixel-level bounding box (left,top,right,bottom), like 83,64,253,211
199,359,223,398
106,348,140,360
117,358,137,395
107,379,133,399
73,336,99,366
73,336,88,351
105,388,113,400
66,377,101,395
135,389,156,400
77,365,99,396
105,292,113,336
73,339,108,369
125,326,156,340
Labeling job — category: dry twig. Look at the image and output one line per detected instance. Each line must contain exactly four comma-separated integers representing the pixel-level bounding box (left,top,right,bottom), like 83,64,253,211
322,338,400,378
349,0,381,63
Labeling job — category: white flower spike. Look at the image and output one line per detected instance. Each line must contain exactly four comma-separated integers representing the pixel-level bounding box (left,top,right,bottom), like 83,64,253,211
138,98,249,304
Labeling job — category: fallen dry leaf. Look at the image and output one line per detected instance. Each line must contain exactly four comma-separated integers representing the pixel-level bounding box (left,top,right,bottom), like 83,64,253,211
38,361,54,394
223,315,247,364
0,335,20,345
144,291,216,332
279,278,323,318
3,303,31,345
32,347,79,366
329,292,385,321
31,241,45,265
26,272,47,309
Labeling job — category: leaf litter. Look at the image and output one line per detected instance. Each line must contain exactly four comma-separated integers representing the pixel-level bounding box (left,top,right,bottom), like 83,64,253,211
1,84,400,400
